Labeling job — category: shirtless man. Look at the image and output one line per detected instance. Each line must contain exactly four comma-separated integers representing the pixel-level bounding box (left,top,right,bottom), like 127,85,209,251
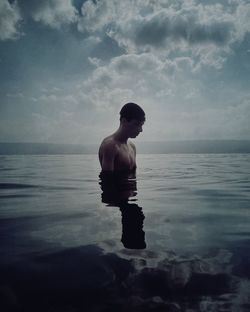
99,103,145,173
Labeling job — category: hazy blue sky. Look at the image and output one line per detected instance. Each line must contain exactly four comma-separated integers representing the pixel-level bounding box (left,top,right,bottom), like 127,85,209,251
0,0,250,144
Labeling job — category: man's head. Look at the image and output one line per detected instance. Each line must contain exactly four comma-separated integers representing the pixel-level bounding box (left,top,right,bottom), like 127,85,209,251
119,103,145,138
120,102,145,123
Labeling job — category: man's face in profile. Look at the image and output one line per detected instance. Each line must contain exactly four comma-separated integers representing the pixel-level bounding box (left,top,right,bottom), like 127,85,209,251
126,119,144,138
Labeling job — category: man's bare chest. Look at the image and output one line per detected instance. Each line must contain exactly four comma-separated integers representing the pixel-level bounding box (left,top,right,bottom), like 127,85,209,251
115,144,136,170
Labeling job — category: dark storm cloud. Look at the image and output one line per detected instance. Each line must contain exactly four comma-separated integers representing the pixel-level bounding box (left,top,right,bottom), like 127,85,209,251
135,12,233,48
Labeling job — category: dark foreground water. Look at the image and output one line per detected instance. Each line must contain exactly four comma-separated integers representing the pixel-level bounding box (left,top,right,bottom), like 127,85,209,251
0,154,250,311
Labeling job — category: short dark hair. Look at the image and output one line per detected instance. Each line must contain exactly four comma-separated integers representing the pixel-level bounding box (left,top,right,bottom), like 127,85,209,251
119,102,145,122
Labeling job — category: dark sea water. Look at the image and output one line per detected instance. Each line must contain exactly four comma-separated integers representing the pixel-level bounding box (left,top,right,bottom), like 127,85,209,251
1,154,250,311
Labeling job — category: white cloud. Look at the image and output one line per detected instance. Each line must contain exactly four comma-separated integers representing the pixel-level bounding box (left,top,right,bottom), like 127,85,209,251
80,53,170,111
88,57,102,67
1,0,250,143
79,52,198,112
70,49,250,141
0,0,21,40
19,0,78,29
77,0,250,68
234,1,250,41
0,0,78,40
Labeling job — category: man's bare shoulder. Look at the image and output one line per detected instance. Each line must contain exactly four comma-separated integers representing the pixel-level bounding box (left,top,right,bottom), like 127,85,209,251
98,136,120,171
99,136,119,153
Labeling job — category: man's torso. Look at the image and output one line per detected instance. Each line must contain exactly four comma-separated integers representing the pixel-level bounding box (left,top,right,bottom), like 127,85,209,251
99,136,136,172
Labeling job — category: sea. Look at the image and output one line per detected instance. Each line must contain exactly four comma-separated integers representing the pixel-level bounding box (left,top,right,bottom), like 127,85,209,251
0,154,250,311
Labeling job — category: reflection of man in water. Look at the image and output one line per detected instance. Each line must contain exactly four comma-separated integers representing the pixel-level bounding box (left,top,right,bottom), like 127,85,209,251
99,172,146,249
99,102,145,173
99,103,146,249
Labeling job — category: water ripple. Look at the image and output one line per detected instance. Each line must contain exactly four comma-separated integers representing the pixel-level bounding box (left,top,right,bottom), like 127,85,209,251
0,183,39,189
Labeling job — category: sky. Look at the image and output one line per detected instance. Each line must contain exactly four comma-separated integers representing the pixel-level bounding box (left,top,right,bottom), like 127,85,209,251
0,0,250,144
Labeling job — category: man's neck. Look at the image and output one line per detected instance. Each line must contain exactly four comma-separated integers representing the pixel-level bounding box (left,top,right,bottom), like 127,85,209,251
113,127,129,143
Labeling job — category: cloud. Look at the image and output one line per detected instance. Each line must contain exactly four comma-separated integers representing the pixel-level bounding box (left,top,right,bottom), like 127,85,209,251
79,53,169,111
0,0,21,40
0,0,79,39
234,1,250,41
18,0,78,29
74,52,203,141
1,0,250,143
3,0,250,68
134,10,233,47
79,52,197,110
77,0,250,68
71,48,250,141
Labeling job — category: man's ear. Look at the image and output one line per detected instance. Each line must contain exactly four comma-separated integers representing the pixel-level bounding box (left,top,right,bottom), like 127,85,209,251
120,117,128,125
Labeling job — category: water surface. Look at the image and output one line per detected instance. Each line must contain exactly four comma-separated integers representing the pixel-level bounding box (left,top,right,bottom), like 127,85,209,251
1,154,250,311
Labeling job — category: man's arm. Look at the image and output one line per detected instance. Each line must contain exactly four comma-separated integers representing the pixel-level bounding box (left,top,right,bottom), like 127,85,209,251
100,142,117,172
129,141,137,171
